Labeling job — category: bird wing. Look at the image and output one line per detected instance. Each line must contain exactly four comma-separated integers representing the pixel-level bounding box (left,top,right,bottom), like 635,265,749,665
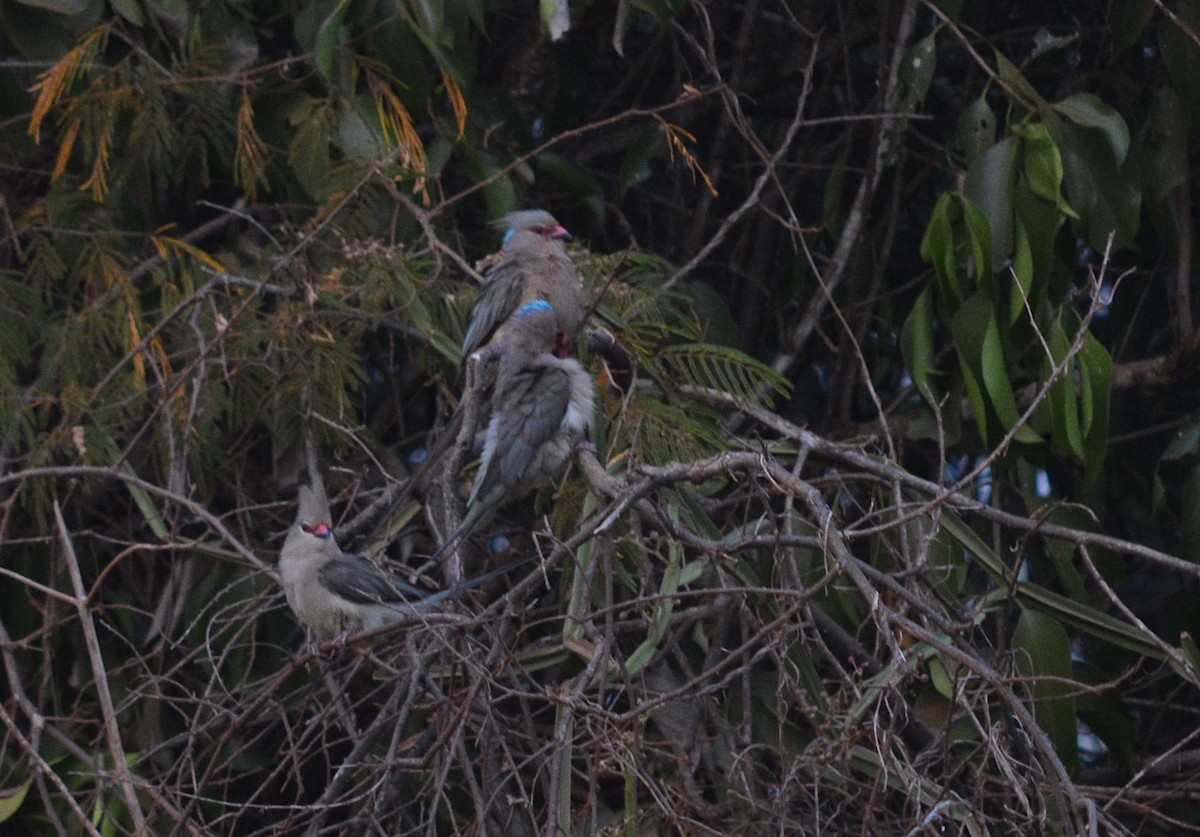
461,260,525,357
496,360,572,487
317,554,431,605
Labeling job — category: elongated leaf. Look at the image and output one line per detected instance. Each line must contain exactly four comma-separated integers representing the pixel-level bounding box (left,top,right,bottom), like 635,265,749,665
1013,608,1078,772
314,0,352,88
626,538,692,676
1056,120,1141,249
1053,93,1130,164
951,292,993,442
981,313,1041,443
901,286,937,401
1016,121,1076,218
896,31,937,114
619,127,667,198
1079,332,1111,490
936,509,1169,659
658,342,792,409
994,49,1047,113
0,779,31,823
952,98,996,165
537,152,605,222
1008,219,1033,326
920,193,961,303
1046,317,1084,458
963,141,1012,270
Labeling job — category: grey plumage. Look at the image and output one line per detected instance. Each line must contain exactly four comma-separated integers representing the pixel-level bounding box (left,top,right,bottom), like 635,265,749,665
461,210,583,360
437,298,595,557
280,483,524,639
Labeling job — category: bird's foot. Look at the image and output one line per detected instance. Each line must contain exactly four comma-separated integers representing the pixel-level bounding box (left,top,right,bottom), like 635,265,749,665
572,441,599,455
303,633,352,660
330,632,353,655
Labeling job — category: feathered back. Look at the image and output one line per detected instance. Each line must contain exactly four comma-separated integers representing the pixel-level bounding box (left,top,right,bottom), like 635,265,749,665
495,299,558,358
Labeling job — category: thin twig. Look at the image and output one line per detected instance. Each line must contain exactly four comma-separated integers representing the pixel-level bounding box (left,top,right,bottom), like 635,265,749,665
54,500,149,835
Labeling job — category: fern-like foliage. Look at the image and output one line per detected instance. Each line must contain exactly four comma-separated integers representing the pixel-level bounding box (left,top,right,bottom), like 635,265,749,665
579,249,792,467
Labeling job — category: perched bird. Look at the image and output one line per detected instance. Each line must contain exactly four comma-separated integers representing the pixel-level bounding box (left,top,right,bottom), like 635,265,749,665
280,483,526,640
461,210,583,360
437,298,595,558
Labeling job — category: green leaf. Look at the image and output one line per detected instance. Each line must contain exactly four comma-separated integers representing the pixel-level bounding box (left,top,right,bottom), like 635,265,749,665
1079,332,1111,490
952,292,1040,445
952,98,996,165
618,126,668,198
1052,93,1130,165
314,0,353,88
108,0,144,25
121,462,169,541
1182,632,1200,677
1046,318,1084,459
937,510,1163,659
897,31,937,114
2,3,77,59
290,103,334,201
980,307,1041,444
1139,86,1190,203
1159,0,1200,139
406,11,476,86
682,281,738,347
960,195,994,287
951,292,993,442
536,152,605,222
14,0,90,13
658,342,792,409
337,96,385,159
0,779,31,823
994,49,1046,113
1013,177,1066,303
1056,120,1141,250
920,193,961,303
1008,219,1034,326
1016,122,1072,213
625,538,686,676
1183,465,1200,562
1012,608,1078,772
929,0,962,22
901,286,937,402
928,657,955,699
963,139,1014,269
461,150,518,220
1111,0,1155,55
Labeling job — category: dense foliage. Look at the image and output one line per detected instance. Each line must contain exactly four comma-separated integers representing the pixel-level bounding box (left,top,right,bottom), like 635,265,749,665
2,0,1200,834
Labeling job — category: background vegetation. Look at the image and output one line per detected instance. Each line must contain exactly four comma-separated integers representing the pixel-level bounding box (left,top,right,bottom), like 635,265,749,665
2,0,1200,833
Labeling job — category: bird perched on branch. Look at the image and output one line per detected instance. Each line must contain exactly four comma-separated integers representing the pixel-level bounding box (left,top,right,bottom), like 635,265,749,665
461,209,583,360
436,298,595,559
280,483,526,640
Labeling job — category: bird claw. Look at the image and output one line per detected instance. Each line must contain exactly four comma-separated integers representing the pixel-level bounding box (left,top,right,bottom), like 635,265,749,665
304,633,350,660
573,440,599,455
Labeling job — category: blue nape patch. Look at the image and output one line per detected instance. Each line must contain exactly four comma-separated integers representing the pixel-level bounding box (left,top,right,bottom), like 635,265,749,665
503,228,516,245
517,299,553,316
